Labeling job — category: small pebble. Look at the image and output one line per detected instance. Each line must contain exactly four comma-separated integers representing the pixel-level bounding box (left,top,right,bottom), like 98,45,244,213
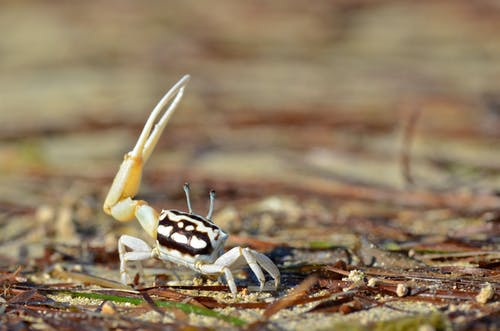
367,277,378,287
396,283,409,297
476,283,494,304
100,301,118,315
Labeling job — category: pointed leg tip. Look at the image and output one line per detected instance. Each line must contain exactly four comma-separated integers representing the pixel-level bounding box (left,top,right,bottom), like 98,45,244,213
120,274,130,285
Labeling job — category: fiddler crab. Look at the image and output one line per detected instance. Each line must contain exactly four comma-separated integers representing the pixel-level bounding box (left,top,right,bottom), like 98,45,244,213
103,75,280,295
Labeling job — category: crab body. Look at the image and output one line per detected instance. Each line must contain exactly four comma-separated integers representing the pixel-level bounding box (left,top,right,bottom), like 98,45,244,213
155,209,228,266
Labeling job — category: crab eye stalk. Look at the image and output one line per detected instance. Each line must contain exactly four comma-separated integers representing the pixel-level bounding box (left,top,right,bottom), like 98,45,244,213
207,190,216,219
183,182,193,213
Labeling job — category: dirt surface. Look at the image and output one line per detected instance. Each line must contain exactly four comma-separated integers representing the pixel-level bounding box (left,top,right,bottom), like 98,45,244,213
1,1,499,330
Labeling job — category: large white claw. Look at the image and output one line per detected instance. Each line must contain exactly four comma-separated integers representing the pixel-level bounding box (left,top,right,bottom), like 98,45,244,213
103,75,190,237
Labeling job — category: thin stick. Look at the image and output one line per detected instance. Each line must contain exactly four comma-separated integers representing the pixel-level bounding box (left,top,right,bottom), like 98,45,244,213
400,104,422,187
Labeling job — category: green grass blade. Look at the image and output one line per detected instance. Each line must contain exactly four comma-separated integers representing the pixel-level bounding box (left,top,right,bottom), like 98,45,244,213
65,291,246,326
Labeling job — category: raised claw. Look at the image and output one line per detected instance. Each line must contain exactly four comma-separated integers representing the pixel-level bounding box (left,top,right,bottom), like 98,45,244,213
103,75,190,219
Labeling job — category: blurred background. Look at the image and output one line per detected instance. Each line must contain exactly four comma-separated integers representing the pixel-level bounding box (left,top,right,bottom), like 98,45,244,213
1,3,499,328
1,0,499,244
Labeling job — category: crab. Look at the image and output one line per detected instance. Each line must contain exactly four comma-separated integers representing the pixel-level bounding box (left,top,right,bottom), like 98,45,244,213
103,75,280,295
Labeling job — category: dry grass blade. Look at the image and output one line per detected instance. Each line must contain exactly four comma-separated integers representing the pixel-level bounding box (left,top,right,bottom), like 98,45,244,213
7,289,59,307
310,295,366,314
400,104,422,187
262,274,318,320
324,266,350,277
50,264,130,289
140,291,165,316
228,235,284,251
0,266,23,286
143,287,193,302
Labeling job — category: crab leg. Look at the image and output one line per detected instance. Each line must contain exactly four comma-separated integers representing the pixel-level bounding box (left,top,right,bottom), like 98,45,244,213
103,75,190,236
